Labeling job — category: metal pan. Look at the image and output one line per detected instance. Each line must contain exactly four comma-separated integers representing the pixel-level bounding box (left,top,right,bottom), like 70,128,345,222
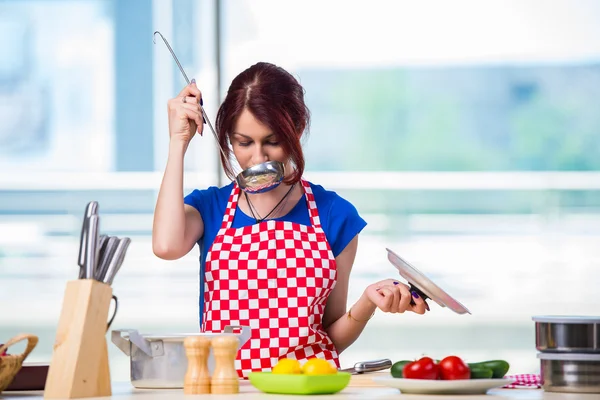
538,352,600,393
533,315,600,353
386,248,471,315
111,326,251,388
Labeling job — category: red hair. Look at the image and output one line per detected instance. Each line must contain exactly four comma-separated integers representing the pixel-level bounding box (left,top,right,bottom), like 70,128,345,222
215,62,310,185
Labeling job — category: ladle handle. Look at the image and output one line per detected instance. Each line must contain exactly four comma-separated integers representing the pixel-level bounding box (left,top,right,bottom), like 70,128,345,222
199,109,225,159
153,31,228,161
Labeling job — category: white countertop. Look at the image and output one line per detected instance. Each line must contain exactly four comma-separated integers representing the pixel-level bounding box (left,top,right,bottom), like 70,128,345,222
2,381,598,400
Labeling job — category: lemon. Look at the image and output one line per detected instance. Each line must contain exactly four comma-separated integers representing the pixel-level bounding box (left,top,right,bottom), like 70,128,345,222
272,358,302,374
301,358,337,375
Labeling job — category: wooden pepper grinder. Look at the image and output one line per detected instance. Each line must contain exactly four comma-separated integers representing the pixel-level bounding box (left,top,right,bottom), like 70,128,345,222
211,335,239,394
183,336,211,394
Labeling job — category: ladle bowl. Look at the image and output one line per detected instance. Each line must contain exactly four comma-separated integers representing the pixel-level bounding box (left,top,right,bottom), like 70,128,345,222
235,161,285,194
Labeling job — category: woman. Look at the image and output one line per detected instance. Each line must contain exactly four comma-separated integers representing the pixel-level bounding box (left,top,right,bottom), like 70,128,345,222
152,62,428,378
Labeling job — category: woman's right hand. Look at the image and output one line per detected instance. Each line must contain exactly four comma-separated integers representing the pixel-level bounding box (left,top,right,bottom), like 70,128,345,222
167,79,204,145
362,279,429,315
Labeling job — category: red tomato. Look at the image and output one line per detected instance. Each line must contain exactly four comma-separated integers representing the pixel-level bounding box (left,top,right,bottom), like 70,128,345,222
402,357,439,380
438,356,470,380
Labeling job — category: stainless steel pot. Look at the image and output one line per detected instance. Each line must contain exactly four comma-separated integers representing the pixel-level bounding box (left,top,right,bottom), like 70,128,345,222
538,352,600,393
111,326,251,389
533,316,600,353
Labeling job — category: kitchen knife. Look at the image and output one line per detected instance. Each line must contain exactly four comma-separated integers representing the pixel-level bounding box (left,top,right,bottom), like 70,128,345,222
95,236,119,281
78,201,99,278
110,237,131,283
84,214,100,279
338,358,392,374
103,237,131,285
92,234,109,280
97,234,108,256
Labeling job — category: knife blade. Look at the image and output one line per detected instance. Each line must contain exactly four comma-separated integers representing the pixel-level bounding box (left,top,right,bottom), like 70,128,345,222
338,358,392,374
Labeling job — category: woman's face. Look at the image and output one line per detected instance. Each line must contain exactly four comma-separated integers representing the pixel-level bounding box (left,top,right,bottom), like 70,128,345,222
230,108,288,171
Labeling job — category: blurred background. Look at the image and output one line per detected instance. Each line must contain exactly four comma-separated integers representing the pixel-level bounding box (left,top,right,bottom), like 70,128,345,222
1,0,600,382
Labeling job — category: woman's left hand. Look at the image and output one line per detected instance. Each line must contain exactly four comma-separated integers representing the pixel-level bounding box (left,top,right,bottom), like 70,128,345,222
363,279,429,315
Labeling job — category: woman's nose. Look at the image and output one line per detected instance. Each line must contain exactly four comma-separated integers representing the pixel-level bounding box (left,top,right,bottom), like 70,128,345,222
251,145,269,165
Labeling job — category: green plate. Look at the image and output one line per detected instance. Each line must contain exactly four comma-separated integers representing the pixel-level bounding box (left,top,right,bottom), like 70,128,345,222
248,372,351,395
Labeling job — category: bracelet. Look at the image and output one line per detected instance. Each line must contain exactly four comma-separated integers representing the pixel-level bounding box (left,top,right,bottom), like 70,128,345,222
347,306,375,323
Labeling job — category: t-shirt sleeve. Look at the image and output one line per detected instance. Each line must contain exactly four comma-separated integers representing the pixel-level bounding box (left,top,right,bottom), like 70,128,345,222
183,186,223,240
326,195,367,258
184,189,207,216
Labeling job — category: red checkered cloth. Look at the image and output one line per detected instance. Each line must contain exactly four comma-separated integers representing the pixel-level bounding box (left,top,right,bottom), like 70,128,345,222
502,374,542,389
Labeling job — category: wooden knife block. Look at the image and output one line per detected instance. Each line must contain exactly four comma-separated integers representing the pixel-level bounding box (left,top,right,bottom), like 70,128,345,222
44,279,113,399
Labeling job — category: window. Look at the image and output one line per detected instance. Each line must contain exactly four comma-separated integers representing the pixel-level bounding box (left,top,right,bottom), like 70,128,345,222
2,0,599,378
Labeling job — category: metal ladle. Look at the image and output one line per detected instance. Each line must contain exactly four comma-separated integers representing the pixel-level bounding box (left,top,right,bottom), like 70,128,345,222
153,31,285,194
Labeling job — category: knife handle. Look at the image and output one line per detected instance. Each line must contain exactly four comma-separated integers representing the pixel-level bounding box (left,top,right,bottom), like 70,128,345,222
78,201,99,268
103,237,131,285
353,358,392,373
84,215,100,279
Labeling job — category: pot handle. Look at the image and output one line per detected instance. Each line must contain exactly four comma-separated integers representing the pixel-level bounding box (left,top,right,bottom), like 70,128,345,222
111,329,132,356
111,329,162,357
224,325,252,347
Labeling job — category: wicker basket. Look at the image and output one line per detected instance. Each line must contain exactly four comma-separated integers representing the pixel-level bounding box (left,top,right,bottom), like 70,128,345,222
0,334,39,393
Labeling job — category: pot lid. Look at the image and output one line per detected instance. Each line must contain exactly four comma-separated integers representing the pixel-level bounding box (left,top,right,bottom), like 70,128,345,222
140,333,231,342
386,248,471,315
116,331,245,343
532,315,600,324
537,352,600,361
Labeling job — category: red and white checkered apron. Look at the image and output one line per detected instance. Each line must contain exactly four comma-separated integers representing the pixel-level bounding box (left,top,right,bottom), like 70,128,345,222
201,179,339,378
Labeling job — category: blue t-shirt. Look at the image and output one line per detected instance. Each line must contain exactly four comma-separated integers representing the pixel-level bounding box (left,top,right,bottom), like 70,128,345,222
183,181,367,324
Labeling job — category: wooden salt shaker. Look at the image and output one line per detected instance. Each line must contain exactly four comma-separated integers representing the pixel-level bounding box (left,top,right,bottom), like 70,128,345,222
183,336,211,394
211,335,239,394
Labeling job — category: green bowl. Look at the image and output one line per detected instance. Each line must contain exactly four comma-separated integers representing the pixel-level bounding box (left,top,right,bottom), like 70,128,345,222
248,372,351,395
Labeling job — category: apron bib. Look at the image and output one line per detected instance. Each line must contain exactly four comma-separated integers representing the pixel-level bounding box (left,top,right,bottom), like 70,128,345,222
201,179,339,378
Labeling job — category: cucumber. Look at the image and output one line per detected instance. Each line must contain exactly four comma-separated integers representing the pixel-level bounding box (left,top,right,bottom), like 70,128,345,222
390,360,411,378
469,366,494,379
467,360,510,379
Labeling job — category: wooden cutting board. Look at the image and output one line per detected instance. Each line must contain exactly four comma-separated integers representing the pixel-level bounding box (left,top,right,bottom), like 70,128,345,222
347,371,390,387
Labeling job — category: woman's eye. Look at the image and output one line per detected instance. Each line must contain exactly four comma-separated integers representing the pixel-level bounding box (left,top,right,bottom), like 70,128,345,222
236,140,278,147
